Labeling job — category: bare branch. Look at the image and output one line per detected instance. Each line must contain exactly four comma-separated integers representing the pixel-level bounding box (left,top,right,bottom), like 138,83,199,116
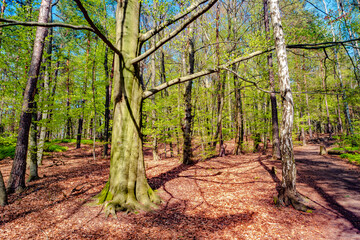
287,38,360,49
0,18,94,31
132,0,218,64
140,0,209,42
73,0,121,57
142,49,265,99
221,67,273,93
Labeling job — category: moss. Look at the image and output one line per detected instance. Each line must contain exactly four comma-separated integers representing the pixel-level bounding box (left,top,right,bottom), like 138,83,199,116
44,143,67,152
94,181,113,204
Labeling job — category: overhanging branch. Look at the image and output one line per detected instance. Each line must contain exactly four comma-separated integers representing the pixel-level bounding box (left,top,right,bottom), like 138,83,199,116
73,0,121,57
0,18,94,31
140,0,210,42
142,49,265,99
132,0,218,64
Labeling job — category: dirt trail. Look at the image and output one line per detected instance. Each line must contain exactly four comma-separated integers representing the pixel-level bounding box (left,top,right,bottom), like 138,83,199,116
0,143,360,239
294,144,360,239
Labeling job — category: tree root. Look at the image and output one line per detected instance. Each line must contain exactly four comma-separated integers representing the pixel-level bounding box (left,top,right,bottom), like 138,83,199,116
277,189,314,212
93,182,161,217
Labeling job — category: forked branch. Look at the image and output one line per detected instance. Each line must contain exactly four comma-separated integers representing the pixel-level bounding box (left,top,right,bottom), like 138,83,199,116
132,0,218,64
140,0,210,42
73,0,121,57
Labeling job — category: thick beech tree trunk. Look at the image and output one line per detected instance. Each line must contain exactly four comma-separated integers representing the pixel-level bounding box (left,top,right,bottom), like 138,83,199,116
263,0,280,159
182,25,195,165
269,0,306,211
7,0,51,193
95,1,160,215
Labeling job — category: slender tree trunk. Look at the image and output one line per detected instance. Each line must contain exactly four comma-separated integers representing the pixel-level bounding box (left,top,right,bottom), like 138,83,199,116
28,103,39,181
320,59,332,138
66,57,72,139
269,0,307,211
91,43,98,161
182,25,195,165
77,35,91,149
213,2,225,156
150,29,160,161
234,64,244,155
7,0,51,193
322,0,353,135
0,170,7,206
95,1,160,215
103,47,112,157
37,7,53,165
263,0,281,159
303,75,313,139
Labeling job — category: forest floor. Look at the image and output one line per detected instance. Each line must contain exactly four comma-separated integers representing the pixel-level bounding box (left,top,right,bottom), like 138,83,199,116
0,140,360,239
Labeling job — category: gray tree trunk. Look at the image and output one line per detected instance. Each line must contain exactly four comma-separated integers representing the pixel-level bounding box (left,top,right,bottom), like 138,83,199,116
37,7,53,165
182,24,195,165
7,0,51,193
263,0,281,159
0,170,7,206
28,103,39,181
269,0,306,210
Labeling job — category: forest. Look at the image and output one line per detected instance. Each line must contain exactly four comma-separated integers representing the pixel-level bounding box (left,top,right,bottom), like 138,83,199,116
0,0,360,239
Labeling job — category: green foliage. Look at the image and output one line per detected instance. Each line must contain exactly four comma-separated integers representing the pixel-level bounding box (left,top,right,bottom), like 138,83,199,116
340,153,360,164
44,143,68,152
0,146,16,160
332,146,359,152
0,137,16,160
50,139,96,144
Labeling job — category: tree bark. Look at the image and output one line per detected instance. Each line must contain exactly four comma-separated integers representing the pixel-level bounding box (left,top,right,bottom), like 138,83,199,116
182,24,195,165
150,23,160,161
28,103,39,181
66,57,72,139
263,0,281,159
103,47,112,157
0,170,7,206
269,0,306,211
7,0,51,193
95,1,160,215
37,6,53,165
77,34,91,149
234,64,244,155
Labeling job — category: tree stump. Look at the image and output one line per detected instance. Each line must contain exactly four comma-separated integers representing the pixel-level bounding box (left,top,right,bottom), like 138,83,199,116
320,145,327,155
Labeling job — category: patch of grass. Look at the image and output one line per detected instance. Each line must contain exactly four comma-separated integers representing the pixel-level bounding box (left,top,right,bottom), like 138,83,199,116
340,153,360,164
332,146,359,152
0,145,15,160
44,143,68,152
51,139,97,144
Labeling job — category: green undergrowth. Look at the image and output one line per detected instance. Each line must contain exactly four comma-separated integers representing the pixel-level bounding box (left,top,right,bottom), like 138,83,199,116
0,136,16,160
44,143,68,152
332,146,359,152
50,138,99,145
340,153,360,164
